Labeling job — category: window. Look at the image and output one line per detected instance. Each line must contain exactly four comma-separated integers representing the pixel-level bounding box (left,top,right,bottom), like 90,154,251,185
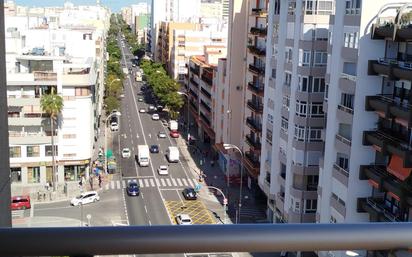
345,0,361,15
271,68,276,79
298,76,326,93
310,103,324,117
301,51,311,67
27,167,40,183
281,117,289,133
282,95,290,110
266,129,273,144
343,32,359,49
45,145,58,157
10,168,21,183
341,93,354,109
304,199,317,213
296,101,307,117
285,48,293,63
9,146,21,158
63,134,77,139
284,72,292,86
325,84,329,100
287,1,296,15
75,87,91,96
27,146,40,157
314,51,327,66
294,125,323,142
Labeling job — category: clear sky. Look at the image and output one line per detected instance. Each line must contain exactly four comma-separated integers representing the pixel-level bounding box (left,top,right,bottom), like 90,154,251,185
14,0,150,12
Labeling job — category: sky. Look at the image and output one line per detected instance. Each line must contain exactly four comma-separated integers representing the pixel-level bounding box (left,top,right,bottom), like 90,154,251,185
14,0,150,12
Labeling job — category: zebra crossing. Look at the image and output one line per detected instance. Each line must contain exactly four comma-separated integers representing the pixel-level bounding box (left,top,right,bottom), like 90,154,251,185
104,177,199,191
11,210,25,219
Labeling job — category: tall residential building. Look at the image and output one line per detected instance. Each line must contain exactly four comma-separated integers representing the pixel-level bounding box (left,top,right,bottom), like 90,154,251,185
259,0,331,224
121,6,133,26
241,0,269,193
150,0,201,57
318,2,412,257
156,21,200,70
213,0,248,181
5,5,109,196
170,29,227,82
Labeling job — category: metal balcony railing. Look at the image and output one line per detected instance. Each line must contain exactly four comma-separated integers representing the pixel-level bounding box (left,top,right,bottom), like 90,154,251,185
1,224,412,256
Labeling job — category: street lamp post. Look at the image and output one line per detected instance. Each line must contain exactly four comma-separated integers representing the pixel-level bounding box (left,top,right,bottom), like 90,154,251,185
223,143,244,224
206,186,228,224
104,111,121,174
177,91,189,140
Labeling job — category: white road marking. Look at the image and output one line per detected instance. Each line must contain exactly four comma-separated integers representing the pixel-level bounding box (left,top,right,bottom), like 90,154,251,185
161,178,166,186
110,181,115,190
122,180,126,188
181,178,188,187
144,179,150,187
116,180,121,189
155,178,160,187
149,179,155,187
166,178,172,186
188,178,194,187
105,183,110,190
138,179,144,187
171,178,177,186
176,178,183,187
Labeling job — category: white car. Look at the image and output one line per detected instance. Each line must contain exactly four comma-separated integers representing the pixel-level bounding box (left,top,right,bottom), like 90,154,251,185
121,148,131,158
152,114,160,120
158,131,166,138
157,165,169,175
148,105,156,111
110,122,119,131
139,108,146,113
176,214,192,225
71,191,100,206
138,98,144,102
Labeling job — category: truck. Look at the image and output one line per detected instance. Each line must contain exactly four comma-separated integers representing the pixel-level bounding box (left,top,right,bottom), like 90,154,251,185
169,120,178,131
166,146,179,163
137,145,150,167
122,67,128,75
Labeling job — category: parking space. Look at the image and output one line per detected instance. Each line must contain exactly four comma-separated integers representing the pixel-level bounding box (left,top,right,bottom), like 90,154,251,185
165,200,215,225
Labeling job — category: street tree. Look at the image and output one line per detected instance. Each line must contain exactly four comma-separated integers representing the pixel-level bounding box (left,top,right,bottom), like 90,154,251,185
40,88,64,191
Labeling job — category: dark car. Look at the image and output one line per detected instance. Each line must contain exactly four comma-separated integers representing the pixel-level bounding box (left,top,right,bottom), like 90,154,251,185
182,188,197,200
126,181,140,196
150,144,159,153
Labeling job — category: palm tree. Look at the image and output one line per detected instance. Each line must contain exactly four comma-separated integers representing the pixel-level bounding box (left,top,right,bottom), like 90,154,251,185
40,88,63,191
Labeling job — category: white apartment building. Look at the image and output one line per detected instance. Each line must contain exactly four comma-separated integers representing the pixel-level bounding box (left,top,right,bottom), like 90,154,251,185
259,0,331,225
171,29,227,81
5,5,110,195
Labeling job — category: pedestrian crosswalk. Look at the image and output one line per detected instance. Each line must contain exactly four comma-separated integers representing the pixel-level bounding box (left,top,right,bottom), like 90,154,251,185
104,177,199,191
11,210,25,219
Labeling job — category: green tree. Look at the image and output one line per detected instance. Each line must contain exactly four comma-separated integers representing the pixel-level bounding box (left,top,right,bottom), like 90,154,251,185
104,95,120,114
40,89,64,191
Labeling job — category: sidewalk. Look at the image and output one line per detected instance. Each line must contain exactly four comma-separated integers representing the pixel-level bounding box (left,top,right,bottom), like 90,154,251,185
176,116,267,224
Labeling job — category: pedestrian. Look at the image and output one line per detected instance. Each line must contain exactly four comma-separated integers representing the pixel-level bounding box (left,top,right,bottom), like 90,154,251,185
98,175,102,188
89,176,94,190
79,179,84,193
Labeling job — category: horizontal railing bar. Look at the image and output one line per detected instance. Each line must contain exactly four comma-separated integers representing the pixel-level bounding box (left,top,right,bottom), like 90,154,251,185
0,223,412,256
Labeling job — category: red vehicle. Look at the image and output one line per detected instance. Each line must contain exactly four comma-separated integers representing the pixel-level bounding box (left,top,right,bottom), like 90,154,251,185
170,131,180,138
11,196,31,210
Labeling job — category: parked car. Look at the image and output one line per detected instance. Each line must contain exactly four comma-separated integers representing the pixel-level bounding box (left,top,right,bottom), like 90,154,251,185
176,214,192,225
70,191,100,206
110,122,119,131
126,181,140,196
157,165,169,175
121,148,131,158
152,114,160,120
11,196,31,210
139,108,146,113
148,105,156,111
182,188,197,200
170,131,180,138
158,131,166,138
150,144,159,153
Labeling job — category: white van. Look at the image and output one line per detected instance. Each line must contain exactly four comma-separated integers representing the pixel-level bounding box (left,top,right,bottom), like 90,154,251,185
166,146,179,163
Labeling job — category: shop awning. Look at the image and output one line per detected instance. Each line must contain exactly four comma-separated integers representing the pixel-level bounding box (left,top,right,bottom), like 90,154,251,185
387,154,412,181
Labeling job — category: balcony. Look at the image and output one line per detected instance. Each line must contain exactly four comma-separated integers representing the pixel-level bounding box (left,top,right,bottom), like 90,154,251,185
247,82,264,96
200,100,211,113
366,95,412,127
201,73,213,86
33,71,57,81
250,27,267,36
200,87,211,99
368,58,412,81
189,89,198,99
190,66,200,76
332,163,349,187
357,197,403,222
189,77,199,87
371,17,412,42
360,165,412,205
363,130,412,167
248,64,265,75
247,100,263,113
244,151,261,178
199,112,211,126
246,117,262,132
245,134,261,150
189,100,198,113
247,45,266,56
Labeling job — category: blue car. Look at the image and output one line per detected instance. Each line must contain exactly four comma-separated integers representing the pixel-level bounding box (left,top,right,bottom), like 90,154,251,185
126,181,140,196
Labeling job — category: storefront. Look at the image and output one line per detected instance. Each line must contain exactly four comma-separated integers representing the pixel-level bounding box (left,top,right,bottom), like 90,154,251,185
64,165,87,182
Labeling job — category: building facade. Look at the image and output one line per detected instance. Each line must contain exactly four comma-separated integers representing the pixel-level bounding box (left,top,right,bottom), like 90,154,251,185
5,4,109,196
